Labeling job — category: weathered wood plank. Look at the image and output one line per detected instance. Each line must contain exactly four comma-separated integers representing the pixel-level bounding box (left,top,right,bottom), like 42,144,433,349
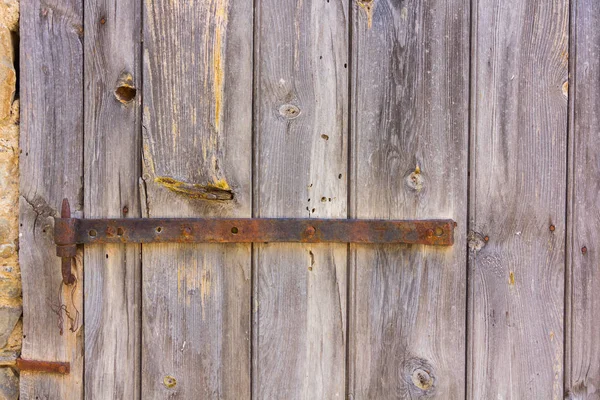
468,1,568,398
83,0,141,398
19,0,84,398
565,1,600,398
253,0,348,397
141,0,253,397
348,1,469,398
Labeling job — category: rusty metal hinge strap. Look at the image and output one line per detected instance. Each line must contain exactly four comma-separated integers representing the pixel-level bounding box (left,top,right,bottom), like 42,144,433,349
16,358,70,375
55,199,455,284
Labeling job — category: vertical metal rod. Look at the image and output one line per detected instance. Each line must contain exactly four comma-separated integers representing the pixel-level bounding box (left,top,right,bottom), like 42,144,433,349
58,199,76,285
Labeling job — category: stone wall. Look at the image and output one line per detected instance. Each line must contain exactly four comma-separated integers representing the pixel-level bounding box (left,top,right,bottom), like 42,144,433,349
0,0,20,399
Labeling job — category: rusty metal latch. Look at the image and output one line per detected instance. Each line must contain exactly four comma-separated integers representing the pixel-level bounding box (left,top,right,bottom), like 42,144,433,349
55,199,455,285
16,358,70,375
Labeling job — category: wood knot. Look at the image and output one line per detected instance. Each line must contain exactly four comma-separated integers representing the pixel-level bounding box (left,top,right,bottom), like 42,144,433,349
114,72,137,104
404,358,436,396
411,368,434,390
468,231,487,253
405,165,425,192
163,375,177,388
279,104,301,119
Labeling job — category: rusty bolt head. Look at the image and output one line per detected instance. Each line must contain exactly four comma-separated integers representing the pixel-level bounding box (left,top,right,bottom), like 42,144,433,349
182,226,192,236
484,236,489,242
426,229,434,238
105,226,116,236
59,366,67,374
305,225,316,237
582,246,587,254
549,225,555,232
123,206,129,215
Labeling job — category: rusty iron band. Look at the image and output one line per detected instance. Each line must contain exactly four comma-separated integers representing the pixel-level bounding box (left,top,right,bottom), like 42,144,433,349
55,199,455,284
16,358,70,375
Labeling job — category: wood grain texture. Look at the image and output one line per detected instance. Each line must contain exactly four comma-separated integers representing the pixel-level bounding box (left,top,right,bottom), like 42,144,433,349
19,0,84,398
348,1,469,398
141,0,253,397
468,1,568,399
83,0,141,398
565,2,600,398
253,0,348,397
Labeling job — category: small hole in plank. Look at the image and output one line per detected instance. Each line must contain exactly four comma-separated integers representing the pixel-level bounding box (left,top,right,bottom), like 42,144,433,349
156,227,163,233
117,227,124,236
115,85,136,103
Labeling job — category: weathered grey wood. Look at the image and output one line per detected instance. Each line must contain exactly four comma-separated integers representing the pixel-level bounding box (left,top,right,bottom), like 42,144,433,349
253,0,348,397
141,0,253,397
83,0,141,398
468,1,568,398
19,0,84,398
348,1,469,398
565,1,600,398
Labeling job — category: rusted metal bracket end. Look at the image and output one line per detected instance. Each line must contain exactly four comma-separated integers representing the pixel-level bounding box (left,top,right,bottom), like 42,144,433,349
55,199,77,285
16,358,70,375
55,198,455,284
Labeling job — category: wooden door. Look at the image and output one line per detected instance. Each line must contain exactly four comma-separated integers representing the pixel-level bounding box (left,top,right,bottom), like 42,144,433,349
19,0,595,399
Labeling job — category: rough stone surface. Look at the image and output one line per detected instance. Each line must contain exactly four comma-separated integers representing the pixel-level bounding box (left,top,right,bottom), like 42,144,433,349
0,305,20,349
0,367,18,400
0,0,20,397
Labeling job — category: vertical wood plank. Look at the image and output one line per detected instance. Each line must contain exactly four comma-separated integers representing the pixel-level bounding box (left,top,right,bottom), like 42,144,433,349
141,0,253,398
253,0,348,397
468,1,568,398
348,1,469,398
83,0,141,398
565,1,600,398
19,0,84,398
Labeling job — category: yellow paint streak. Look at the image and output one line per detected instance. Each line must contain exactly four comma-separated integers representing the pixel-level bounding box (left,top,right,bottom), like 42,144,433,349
211,178,230,190
357,0,375,29
213,0,228,132
400,6,408,20
141,121,156,176
177,263,185,300
509,271,515,286
200,267,212,317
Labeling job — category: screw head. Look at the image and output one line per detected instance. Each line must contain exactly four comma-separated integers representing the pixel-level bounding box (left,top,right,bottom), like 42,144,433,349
582,246,588,254
305,225,316,237
549,225,555,232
